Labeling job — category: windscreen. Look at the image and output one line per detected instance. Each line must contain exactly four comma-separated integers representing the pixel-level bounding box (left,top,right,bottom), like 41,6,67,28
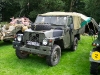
35,16,67,25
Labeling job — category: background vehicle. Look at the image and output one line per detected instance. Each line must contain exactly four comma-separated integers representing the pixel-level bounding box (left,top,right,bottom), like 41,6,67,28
0,17,31,42
13,12,98,66
89,26,100,75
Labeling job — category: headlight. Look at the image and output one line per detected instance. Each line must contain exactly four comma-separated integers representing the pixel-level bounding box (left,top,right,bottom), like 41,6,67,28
17,36,21,41
17,34,23,42
42,39,48,45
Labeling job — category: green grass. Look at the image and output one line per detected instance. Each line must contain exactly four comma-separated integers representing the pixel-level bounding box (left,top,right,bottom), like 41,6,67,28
0,36,94,75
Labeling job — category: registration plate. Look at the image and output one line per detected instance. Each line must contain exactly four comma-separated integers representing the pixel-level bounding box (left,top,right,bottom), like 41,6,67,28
27,41,40,46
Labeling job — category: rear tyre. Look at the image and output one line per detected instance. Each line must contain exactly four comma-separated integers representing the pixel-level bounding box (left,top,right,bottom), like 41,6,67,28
46,45,61,66
71,37,78,51
16,49,29,59
90,62,99,75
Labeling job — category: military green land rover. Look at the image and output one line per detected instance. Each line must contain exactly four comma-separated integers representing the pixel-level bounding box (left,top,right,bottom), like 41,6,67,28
13,12,92,66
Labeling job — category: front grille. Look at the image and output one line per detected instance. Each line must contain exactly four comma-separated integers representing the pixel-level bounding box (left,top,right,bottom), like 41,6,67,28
29,33,39,42
24,32,45,47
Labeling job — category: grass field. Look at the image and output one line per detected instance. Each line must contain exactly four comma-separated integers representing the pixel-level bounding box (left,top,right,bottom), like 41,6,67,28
0,36,94,75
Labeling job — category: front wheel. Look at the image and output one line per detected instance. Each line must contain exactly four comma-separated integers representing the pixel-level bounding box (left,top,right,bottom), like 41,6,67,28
90,62,99,75
46,45,61,66
16,49,29,59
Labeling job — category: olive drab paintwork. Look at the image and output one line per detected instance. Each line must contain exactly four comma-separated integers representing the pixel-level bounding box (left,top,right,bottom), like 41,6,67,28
13,15,81,53
13,12,93,55
13,12,97,66
0,17,31,41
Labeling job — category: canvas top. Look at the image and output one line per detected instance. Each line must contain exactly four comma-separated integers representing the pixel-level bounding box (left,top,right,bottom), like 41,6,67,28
39,12,90,21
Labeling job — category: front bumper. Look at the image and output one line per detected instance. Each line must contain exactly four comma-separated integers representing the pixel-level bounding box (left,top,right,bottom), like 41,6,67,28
13,41,51,55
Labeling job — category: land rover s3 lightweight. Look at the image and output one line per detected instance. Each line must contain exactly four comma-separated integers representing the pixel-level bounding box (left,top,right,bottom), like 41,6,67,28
13,12,94,66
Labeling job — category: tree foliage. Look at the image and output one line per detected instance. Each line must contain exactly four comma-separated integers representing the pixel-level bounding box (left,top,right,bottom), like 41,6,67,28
29,0,65,20
1,0,100,23
85,0,100,23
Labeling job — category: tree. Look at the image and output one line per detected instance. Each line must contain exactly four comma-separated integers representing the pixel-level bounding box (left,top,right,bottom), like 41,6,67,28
1,0,100,23
0,1,3,22
69,0,85,13
85,0,100,23
1,0,65,21
29,0,65,21
1,0,20,21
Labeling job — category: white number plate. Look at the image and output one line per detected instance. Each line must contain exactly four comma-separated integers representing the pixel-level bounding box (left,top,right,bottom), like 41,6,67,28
27,41,40,46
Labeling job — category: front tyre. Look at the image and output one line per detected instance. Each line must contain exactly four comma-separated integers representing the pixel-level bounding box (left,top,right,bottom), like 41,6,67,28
16,49,29,59
90,62,99,75
46,45,61,66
